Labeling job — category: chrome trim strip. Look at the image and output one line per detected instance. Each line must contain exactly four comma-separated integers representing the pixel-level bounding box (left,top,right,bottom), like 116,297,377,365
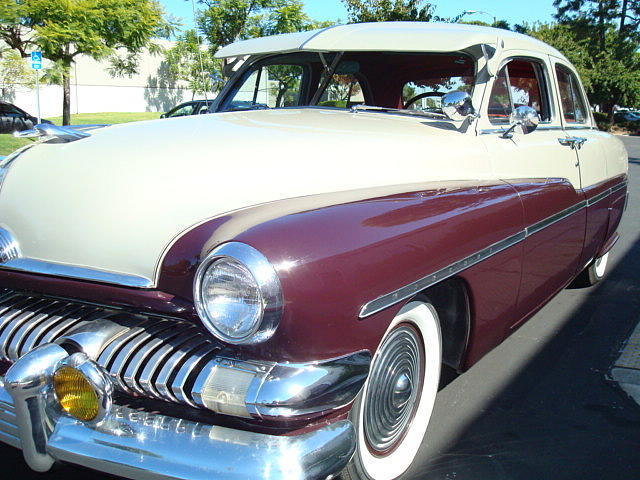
525,200,586,236
479,125,594,135
0,258,153,288
587,189,612,206
479,125,564,135
359,230,526,318
360,180,628,318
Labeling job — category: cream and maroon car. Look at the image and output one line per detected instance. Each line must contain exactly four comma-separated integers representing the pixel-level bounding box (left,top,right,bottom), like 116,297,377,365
0,22,628,480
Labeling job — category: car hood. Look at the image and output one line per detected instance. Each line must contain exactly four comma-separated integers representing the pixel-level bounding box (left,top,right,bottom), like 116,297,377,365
0,108,486,286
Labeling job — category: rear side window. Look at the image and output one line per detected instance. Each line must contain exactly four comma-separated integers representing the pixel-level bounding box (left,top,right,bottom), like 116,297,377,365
555,65,588,124
488,59,551,124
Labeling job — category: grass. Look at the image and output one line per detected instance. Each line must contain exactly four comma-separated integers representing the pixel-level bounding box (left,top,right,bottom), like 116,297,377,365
0,112,162,156
0,136,30,156
44,111,161,126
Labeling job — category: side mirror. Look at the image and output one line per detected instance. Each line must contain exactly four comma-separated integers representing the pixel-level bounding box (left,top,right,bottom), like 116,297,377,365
501,106,540,138
442,91,479,121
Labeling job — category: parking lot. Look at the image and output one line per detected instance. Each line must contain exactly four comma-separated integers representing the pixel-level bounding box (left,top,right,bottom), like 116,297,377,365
3,136,639,480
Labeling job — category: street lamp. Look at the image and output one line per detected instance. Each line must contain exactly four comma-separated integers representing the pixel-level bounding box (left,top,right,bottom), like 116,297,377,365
462,10,497,25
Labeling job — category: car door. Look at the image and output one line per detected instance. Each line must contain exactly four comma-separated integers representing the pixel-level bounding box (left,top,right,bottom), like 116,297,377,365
479,54,586,331
552,60,612,270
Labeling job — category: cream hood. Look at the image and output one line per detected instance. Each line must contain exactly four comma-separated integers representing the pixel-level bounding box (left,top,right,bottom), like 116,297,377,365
0,108,488,286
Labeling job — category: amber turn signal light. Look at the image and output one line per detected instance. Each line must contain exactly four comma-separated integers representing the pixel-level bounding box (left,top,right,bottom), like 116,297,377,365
53,366,99,421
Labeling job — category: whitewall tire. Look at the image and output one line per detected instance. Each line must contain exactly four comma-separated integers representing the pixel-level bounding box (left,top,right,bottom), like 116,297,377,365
343,299,441,480
572,252,610,287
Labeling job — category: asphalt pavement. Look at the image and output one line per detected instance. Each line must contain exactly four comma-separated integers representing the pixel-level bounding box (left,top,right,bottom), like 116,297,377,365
3,136,640,480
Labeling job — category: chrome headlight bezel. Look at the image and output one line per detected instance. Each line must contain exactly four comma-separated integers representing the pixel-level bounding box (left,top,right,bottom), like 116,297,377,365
193,242,283,345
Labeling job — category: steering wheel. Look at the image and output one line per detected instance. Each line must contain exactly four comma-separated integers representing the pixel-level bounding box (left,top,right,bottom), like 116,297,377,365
403,91,445,109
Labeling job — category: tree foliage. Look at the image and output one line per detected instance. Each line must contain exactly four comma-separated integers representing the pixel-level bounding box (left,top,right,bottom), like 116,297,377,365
521,1,640,112
341,0,434,22
0,49,34,99
165,29,221,96
0,0,170,124
198,0,326,49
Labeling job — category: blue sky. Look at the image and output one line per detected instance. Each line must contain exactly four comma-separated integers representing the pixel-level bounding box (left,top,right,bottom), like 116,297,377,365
161,0,557,33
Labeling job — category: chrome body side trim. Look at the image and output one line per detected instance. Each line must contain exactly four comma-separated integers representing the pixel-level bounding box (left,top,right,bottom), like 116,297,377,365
360,180,628,318
525,200,586,236
359,230,526,318
0,346,356,480
479,124,594,135
0,257,153,288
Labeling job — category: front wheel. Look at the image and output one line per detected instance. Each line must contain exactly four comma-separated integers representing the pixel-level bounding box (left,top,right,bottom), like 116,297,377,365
343,299,441,480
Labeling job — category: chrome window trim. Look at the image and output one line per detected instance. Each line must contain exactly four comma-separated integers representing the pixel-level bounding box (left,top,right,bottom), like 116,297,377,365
359,180,628,318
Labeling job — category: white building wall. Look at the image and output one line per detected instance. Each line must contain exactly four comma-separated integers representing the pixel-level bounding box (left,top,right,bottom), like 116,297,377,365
3,39,214,118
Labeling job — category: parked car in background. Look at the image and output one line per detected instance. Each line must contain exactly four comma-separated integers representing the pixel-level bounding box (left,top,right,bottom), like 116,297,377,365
0,102,52,134
0,22,628,480
160,99,213,118
614,110,640,124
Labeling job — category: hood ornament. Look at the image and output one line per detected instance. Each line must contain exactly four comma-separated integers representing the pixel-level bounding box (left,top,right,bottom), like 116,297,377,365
14,123,109,144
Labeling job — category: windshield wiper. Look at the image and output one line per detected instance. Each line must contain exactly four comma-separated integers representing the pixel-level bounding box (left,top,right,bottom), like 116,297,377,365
349,104,446,120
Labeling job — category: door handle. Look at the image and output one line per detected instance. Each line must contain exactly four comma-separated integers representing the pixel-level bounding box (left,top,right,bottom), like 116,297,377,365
558,136,587,150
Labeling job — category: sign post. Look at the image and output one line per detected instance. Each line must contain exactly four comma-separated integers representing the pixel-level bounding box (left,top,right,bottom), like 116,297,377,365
30,52,42,124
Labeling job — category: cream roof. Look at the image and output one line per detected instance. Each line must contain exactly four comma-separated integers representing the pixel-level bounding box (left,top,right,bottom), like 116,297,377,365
215,22,567,60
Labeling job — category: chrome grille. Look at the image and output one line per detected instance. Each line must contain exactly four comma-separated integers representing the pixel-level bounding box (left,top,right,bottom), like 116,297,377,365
0,289,220,409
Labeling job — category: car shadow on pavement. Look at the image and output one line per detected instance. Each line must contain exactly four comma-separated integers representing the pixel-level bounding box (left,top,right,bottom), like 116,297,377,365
412,233,640,480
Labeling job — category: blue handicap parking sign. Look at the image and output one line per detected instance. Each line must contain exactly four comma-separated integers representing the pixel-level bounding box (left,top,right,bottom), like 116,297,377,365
31,51,42,70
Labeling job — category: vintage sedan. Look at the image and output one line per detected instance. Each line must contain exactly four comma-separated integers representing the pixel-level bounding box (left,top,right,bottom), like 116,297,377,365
0,22,628,480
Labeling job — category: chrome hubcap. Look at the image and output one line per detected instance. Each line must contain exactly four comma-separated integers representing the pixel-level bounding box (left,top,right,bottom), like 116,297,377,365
392,373,412,409
363,325,423,454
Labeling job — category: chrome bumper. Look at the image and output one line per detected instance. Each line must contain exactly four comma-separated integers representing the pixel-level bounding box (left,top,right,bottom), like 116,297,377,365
0,344,356,480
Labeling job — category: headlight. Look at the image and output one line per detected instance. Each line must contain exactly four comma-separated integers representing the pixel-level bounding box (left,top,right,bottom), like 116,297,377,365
194,242,283,344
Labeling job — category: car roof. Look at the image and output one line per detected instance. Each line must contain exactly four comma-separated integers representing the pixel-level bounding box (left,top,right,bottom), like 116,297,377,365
215,22,567,61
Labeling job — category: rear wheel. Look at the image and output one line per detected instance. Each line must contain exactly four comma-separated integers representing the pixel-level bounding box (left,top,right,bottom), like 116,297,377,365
343,299,441,480
572,252,610,287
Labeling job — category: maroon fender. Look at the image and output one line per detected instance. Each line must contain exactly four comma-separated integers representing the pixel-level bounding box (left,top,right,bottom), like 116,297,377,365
174,180,526,363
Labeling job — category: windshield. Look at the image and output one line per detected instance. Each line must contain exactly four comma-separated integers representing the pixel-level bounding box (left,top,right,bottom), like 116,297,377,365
220,51,475,114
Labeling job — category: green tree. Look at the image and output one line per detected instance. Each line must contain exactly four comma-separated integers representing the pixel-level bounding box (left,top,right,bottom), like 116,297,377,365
522,21,640,114
0,49,34,99
198,0,326,49
0,0,170,125
165,29,221,97
341,0,434,22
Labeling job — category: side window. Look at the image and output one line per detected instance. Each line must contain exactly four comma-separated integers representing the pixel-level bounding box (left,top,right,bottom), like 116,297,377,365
225,64,305,110
488,59,551,124
167,103,195,118
555,65,588,124
318,74,365,108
